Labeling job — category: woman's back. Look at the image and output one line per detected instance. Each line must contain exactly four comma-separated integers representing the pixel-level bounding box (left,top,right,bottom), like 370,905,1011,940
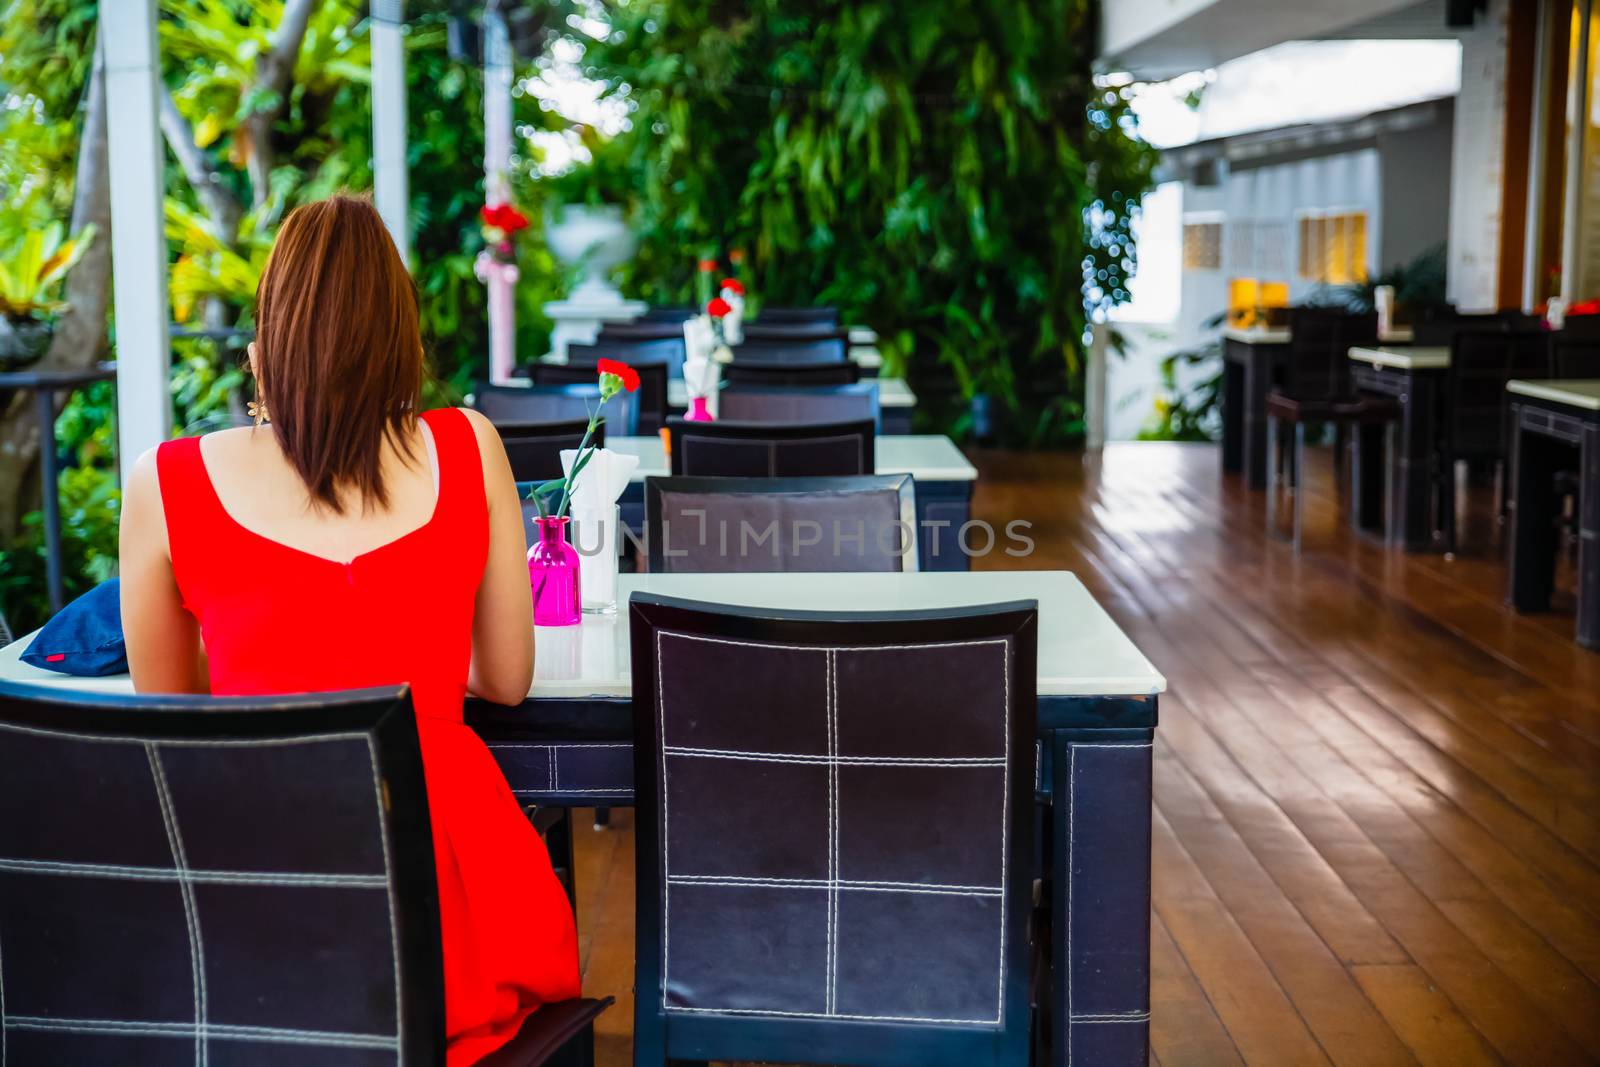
154,407,486,720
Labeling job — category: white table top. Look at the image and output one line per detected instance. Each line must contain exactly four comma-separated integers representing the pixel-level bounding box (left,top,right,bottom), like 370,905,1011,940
667,377,914,409
1222,326,1292,344
1348,345,1451,370
1507,378,1600,411
0,572,1166,701
1225,326,1413,345
544,344,882,370
611,433,977,482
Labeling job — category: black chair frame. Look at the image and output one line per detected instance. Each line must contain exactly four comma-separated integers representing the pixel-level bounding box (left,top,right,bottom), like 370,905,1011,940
717,381,880,430
723,361,862,388
496,418,603,485
628,593,1038,1067
666,417,876,477
537,360,669,435
642,473,917,573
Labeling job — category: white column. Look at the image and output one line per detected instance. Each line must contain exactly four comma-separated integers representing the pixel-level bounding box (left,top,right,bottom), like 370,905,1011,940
1086,323,1109,450
1559,0,1593,302
483,1,516,384
101,0,172,467
371,0,410,261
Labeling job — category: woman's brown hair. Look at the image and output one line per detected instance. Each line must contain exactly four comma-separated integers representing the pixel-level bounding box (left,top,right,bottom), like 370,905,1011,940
253,195,423,513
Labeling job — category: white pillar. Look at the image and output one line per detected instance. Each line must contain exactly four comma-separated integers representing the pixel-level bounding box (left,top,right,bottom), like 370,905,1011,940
1559,0,1593,302
101,0,172,467
371,0,410,261
483,1,516,384
1086,323,1109,450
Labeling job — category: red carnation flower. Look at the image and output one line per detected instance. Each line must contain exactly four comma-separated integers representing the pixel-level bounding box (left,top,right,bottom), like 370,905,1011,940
728,248,746,264
596,358,640,392
480,203,529,234
720,278,744,295
697,258,718,273
1569,299,1600,317
707,297,732,318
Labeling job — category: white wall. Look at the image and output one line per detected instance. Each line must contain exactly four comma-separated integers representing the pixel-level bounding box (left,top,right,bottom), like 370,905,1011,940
1448,0,1511,310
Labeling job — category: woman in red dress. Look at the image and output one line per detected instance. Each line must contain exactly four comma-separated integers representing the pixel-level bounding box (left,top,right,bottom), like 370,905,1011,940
118,196,581,1064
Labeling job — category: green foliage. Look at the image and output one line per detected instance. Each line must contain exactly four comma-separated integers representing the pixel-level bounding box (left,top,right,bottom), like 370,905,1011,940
0,221,95,319
1136,339,1222,442
1326,243,1449,315
575,0,1156,445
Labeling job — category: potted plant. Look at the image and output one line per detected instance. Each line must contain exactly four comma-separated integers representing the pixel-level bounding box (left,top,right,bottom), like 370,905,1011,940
0,222,94,370
543,126,639,303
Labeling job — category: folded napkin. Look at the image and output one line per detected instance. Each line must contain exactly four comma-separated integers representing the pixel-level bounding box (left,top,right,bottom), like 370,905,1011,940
722,291,745,344
20,578,126,676
683,315,716,366
682,354,721,402
560,447,639,613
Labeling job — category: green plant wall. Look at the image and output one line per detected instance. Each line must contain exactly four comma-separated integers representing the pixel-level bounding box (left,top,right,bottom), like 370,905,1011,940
580,0,1156,445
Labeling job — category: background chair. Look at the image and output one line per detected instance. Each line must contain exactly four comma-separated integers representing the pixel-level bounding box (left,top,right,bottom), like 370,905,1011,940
628,594,1037,1067
1263,308,1388,552
644,474,916,573
474,381,638,434
1439,328,1553,551
0,682,608,1066
497,419,600,484
638,306,698,323
740,322,850,341
567,336,687,379
667,417,875,477
532,362,662,434
1551,316,1600,377
723,361,861,387
597,320,689,342
750,305,840,328
731,335,849,365
717,382,880,428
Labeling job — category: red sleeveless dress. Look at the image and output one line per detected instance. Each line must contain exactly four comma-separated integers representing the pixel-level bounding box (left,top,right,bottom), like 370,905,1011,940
156,407,581,1065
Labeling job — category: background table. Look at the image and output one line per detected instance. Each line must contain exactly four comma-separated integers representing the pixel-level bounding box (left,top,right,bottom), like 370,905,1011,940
0,569,1166,1066
1220,327,1291,488
1505,380,1599,648
606,433,975,571
1348,346,1451,551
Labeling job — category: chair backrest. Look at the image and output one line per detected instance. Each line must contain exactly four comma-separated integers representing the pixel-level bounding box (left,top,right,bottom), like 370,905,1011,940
496,418,602,483
639,306,699,323
533,361,662,434
723,361,862,388
597,320,689,342
1552,323,1600,378
668,417,875,478
628,594,1036,1067
1413,307,1534,346
740,323,850,342
474,380,637,433
0,682,441,1063
717,383,880,428
731,336,849,365
751,305,840,328
1280,307,1378,401
567,336,687,378
1446,329,1553,459
644,474,916,573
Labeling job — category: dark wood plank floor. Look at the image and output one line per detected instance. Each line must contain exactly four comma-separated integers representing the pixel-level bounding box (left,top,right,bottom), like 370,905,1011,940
568,442,1600,1066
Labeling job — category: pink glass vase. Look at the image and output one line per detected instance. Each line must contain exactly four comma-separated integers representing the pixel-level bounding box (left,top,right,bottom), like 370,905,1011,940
529,516,581,626
685,395,714,422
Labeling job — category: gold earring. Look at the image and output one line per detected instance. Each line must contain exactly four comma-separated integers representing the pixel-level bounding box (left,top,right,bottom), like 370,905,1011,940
247,399,269,425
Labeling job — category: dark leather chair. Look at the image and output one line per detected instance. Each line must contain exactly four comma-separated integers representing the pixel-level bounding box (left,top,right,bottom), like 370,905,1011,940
0,681,609,1066
644,474,917,573
1551,317,1600,377
474,381,639,435
639,306,698,323
567,337,687,379
1264,308,1388,552
597,320,689,342
1439,328,1552,552
667,417,874,478
1411,306,1533,347
740,323,850,341
627,594,1037,1067
718,383,880,428
751,305,840,328
537,359,668,435
497,419,602,484
732,335,849,365
723,361,862,388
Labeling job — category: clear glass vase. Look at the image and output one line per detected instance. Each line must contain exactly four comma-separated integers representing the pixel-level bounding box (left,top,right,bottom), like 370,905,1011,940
529,516,581,627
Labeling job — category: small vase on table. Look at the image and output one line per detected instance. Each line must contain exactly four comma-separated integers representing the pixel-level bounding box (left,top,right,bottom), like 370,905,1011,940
529,516,581,627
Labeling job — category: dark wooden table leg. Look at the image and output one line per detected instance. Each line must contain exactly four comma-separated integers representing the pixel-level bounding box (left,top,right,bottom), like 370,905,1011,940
1050,730,1152,1066
1221,355,1244,475
1578,423,1599,650
1506,406,1561,614
1242,350,1272,490
1351,418,1387,536
1390,372,1438,552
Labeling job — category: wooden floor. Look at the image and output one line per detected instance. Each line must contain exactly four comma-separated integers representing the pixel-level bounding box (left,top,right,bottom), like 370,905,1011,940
568,442,1600,1066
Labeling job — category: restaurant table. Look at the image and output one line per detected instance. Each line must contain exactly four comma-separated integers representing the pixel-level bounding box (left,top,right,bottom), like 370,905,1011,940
607,433,976,571
1505,379,1600,648
1346,346,1451,551
1221,326,1415,489
0,570,1166,1066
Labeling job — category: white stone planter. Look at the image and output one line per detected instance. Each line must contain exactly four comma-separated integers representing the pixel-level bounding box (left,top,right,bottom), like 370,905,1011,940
542,204,646,358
